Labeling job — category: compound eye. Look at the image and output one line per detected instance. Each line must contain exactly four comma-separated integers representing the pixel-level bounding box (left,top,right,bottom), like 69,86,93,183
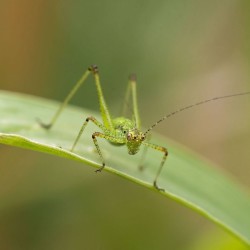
127,133,132,141
141,134,146,140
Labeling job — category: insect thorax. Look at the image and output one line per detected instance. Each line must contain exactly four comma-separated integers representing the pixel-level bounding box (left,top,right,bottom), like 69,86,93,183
112,117,145,155
112,117,135,135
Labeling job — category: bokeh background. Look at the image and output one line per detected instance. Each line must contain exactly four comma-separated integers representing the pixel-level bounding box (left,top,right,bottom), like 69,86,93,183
1,1,250,249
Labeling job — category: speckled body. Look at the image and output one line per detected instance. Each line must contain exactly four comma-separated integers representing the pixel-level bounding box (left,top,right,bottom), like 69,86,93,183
111,117,145,154
39,65,168,190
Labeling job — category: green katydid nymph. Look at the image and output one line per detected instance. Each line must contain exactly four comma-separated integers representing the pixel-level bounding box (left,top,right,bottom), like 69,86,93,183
38,65,250,191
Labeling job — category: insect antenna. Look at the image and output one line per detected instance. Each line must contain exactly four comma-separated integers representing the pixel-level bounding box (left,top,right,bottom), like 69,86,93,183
144,91,250,135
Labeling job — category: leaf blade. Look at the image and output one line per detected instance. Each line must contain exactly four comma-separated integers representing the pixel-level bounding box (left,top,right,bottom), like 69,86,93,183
0,90,250,245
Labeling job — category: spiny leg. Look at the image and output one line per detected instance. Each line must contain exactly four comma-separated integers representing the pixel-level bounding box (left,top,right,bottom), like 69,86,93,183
138,133,152,171
71,117,125,172
121,75,132,116
121,74,141,129
91,132,106,173
38,69,91,129
38,65,114,134
90,65,113,131
91,132,126,172
71,116,107,152
142,141,168,191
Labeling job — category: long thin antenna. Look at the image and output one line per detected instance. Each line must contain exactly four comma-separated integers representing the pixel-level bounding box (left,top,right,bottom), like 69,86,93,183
145,91,250,135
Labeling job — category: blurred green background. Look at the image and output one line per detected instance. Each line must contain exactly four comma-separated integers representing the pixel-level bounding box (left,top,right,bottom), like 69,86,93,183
1,1,250,249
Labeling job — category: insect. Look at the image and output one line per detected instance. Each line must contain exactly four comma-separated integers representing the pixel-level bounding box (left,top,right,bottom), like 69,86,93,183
38,65,250,191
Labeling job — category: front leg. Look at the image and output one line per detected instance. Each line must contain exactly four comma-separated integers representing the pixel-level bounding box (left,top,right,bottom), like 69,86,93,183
71,116,107,152
138,133,152,171
91,132,106,173
91,132,125,173
142,141,168,191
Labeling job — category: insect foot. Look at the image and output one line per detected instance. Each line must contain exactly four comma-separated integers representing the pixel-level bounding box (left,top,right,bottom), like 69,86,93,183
36,118,52,130
153,181,165,192
95,163,105,173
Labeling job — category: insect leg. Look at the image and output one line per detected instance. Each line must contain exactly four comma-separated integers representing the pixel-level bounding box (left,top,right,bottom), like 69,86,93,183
91,132,125,172
38,65,114,132
121,78,131,116
142,141,168,191
138,133,152,171
71,116,107,152
38,69,91,129
88,65,114,131
121,74,141,129
130,74,141,129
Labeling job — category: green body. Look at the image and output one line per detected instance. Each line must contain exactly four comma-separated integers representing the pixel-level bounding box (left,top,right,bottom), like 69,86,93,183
39,65,168,191
112,117,145,154
38,65,250,191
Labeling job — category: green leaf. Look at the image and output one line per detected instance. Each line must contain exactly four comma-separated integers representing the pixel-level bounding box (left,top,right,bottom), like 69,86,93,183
0,90,250,245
